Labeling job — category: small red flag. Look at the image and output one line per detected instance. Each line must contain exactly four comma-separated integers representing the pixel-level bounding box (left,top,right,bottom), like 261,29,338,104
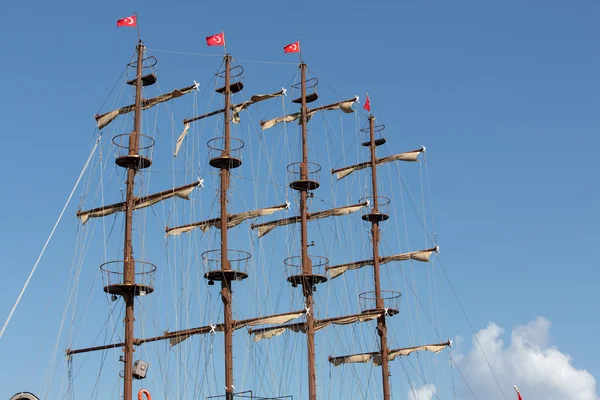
283,41,300,53
206,32,225,46
514,386,523,400
116,15,137,28
363,94,371,112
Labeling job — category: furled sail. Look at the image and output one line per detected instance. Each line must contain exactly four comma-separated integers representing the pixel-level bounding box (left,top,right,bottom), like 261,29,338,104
251,201,368,238
249,310,383,342
329,340,452,367
260,97,358,131
332,147,426,180
173,88,286,156
166,202,290,236
326,246,439,279
77,180,203,224
67,310,306,353
95,82,199,130
168,310,306,346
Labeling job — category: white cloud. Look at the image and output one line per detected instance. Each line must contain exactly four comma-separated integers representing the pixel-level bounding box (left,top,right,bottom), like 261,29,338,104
408,384,436,400
456,317,598,400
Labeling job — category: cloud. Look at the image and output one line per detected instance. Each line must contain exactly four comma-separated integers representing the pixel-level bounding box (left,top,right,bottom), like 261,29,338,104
408,384,436,400
456,317,598,400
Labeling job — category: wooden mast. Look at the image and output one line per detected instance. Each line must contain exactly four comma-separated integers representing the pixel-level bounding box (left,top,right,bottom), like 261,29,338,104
299,62,317,400
221,53,234,400
122,40,144,400
367,114,391,400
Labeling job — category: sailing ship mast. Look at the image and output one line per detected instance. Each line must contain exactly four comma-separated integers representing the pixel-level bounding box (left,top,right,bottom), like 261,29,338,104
66,40,202,400
121,39,144,400
298,62,318,400
366,114,392,399
326,111,451,399
247,60,370,399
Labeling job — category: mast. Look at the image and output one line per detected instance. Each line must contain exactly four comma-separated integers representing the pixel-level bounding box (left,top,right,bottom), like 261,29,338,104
299,62,318,400
367,114,391,400
122,40,144,400
221,53,234,400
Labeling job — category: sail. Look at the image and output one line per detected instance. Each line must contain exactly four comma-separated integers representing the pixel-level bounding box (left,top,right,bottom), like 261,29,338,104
249,310,383,342
251,201,368,238
260,97,357,131
326,246,439,279
168,310,305,346
173,89,286,156
77,180,203,224
95,82,199,129
329,340,452,367
166,202,290,236
332,147,426,180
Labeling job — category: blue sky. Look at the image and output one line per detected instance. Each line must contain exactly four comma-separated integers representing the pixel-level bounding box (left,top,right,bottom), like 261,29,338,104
0,1,598,399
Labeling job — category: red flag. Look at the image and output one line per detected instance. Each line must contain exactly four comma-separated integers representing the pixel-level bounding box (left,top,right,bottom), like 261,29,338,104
283,41,300,53
363,94,371,112
206,32,225,46
514,385,523,400
116,15,137,28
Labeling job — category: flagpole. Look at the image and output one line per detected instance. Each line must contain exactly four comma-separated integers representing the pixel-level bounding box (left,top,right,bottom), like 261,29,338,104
366,90,370,115
135,12,140,43
223,30,227,55
298,39,303,64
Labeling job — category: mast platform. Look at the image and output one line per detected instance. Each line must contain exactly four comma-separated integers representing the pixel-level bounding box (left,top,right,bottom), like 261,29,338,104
215,64,244,94
100,260,156,296
126,73,157,87
291,77,319,104
359,290,401,316
216,81,244,94
360,196,390,222
208,137,244,170
202,249,251,283
113,133,154,170
285,255,328,288
287,162,321,191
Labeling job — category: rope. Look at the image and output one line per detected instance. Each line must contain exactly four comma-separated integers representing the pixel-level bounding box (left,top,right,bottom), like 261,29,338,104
0,134,102,340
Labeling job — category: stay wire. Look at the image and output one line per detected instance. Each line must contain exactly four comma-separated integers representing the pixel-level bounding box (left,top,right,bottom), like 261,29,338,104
0,133,103,340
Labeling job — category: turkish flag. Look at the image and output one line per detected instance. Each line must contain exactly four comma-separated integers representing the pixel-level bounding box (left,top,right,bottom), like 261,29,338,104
206,32,225,46
283,41,300,53
363,94,371,112
117,15,137,28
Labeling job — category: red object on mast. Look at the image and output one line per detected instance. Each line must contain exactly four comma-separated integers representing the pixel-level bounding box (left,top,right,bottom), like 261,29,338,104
117,15,137,27
284,41,300,53
514,385,523,400
206,32,225,46
363,93,371,112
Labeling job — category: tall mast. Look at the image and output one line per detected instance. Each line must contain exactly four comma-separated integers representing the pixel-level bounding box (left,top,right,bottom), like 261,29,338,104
221,53,234,400
299,62,318,400
367,115,391,400
122,40,144,400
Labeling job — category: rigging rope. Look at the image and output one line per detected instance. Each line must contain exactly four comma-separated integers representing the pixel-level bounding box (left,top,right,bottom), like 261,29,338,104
0,133,102,340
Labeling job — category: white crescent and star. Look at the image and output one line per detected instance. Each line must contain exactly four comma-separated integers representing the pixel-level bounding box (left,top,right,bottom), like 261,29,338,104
125,17,134,25
214,36,222,43
290,44,297,51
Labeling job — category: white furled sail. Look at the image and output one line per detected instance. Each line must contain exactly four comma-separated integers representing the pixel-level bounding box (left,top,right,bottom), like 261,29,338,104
249,310,383,342
326,246,439,279
251,202,368,238
77,180,202,224
166,202,289,236
260,97,357,131
95,82,199,129
168,310,306,346
332,147,425,180
329,340,452,367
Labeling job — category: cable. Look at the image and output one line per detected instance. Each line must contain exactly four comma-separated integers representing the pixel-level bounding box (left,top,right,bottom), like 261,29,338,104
0,133,103,340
